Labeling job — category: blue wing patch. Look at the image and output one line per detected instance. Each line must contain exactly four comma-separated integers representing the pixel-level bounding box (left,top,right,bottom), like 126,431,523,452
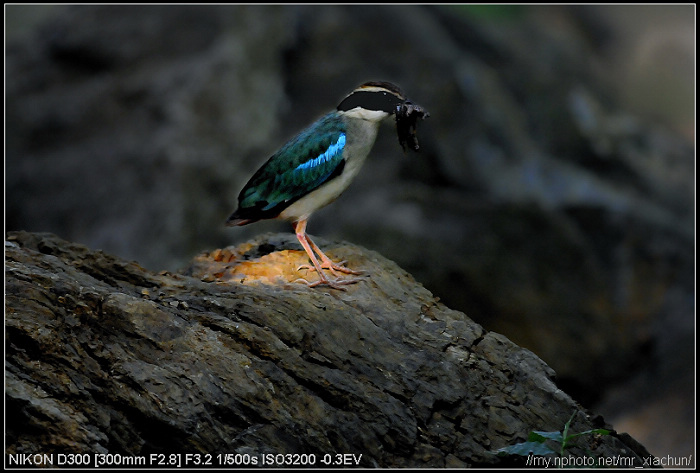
295,133,346,172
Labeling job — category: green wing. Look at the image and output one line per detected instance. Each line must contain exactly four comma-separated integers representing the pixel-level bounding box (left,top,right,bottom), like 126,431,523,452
235,113,347,220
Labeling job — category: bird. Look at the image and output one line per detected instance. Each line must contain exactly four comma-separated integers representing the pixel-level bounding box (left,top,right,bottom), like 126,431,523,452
226,81,425,290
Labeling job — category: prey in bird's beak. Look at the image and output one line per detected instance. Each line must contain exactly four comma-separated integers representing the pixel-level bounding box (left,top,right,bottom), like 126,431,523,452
395,100,429,152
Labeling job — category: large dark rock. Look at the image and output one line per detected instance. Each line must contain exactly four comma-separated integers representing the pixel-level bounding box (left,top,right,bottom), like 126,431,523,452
6,231,652,466
5,5,694,459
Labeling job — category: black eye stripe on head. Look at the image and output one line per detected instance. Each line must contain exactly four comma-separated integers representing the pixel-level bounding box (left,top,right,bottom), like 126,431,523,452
337,90,405,114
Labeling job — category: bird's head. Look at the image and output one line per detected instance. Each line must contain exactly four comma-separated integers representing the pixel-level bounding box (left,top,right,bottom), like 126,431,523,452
336,81,407,122
337,81,429,151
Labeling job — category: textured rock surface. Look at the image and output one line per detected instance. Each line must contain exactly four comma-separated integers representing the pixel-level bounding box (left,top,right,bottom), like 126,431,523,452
5,231,651,466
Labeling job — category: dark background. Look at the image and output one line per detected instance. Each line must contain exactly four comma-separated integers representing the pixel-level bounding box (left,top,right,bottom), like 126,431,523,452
5,5,694,463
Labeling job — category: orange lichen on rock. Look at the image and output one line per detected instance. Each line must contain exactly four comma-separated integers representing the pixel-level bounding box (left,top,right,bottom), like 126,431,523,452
187,235,347,287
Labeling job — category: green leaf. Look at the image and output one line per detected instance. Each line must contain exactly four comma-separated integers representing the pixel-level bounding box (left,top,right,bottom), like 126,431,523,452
530,430,563,443
562,411,576,438
560,410,578,451
495,441,558,457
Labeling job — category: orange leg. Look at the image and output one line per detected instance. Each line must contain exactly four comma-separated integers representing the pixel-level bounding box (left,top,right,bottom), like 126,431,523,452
293,219,363,290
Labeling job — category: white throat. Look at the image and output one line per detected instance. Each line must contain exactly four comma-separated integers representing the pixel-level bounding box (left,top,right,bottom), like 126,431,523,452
340,107,391,123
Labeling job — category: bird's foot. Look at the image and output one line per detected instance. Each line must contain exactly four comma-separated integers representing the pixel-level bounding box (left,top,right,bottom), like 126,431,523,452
294,275,364,291
297,259,363,278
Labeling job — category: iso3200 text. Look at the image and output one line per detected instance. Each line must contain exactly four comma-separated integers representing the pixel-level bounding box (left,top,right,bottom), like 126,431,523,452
259,453,362,467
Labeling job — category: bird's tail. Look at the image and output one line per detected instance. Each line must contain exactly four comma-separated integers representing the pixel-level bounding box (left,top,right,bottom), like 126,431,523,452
225,212,254,227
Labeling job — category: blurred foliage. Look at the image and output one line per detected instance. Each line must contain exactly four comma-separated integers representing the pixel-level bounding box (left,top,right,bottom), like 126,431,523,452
447,4,527,21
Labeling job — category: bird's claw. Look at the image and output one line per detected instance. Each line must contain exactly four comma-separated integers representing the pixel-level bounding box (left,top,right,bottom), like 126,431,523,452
293,276,363,291
297,260,364,277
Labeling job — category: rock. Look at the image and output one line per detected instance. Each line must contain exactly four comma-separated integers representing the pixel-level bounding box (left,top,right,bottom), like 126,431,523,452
6,231,652,466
